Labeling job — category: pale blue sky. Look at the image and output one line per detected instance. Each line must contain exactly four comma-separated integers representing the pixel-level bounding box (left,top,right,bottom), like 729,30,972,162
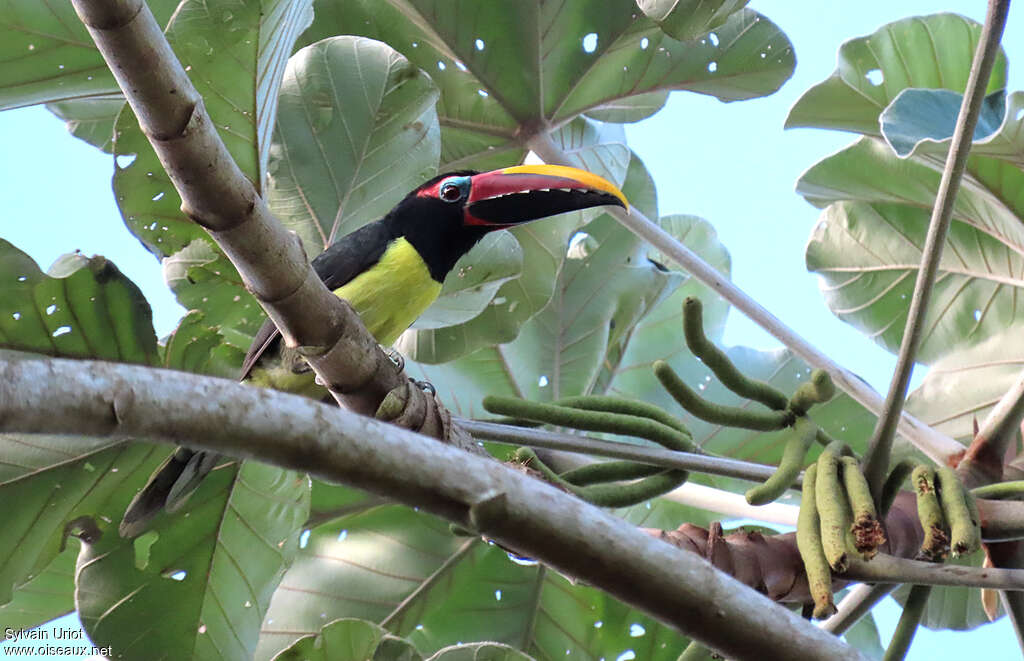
2,1,1022,659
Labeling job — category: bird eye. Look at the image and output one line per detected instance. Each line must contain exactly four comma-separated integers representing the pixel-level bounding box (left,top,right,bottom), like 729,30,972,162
439,177,468,203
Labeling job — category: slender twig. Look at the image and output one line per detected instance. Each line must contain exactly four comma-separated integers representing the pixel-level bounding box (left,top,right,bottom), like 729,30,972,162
525,132,963,467
0,356,865,661
861,0,1012,495
882,585,931,661
845,555,1024,591
821,583,896,635
459,418,793,486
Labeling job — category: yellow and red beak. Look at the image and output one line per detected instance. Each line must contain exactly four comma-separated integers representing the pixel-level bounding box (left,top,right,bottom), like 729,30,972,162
463,164,627,227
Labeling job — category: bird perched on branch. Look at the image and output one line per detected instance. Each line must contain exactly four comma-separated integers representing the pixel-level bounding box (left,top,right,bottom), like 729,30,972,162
120,164,628,537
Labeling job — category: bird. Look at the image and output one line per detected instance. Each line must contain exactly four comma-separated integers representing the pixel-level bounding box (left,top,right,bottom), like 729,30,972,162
119,164,628,537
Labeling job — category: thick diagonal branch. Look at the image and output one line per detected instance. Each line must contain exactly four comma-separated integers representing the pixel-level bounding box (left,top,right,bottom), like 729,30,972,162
70,0,456,442
0,355,864,661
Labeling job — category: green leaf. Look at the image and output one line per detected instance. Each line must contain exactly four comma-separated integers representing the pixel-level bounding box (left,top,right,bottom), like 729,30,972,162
0,541,77,630
162,238,264,356
786,13,1007,135
161,310,246,378
267,35,441,257
584,90,669,124
400,118,631,364
0,1,177,110
0,434,166,609
77,461,310,661
636,0,750,42
880,89,1005,159
414,232,523,330
272,618,422,661
45,97,125,153
301,2,793,170
428,642,534,661
256,505,695,660
0,240,158,365
905,324,1024,443
805,198,1024,364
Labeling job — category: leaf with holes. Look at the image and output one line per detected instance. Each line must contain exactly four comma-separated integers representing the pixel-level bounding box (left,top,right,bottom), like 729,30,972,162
268,36,440,257
77,461,309,661
0,432,167,610
636,0,750,42
256,503,708,660
399,118,632,365
272,618,422,661
0,240,158,365
0,1,177,110
300,1,792,169
112,0,312,260
786,13,1007,136
46,97,126,154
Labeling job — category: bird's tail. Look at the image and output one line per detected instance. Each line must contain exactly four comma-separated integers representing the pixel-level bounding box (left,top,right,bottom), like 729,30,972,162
119,448,221,538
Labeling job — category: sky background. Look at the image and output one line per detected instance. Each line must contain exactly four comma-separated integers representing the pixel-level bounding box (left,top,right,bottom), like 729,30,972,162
2,1,1022,659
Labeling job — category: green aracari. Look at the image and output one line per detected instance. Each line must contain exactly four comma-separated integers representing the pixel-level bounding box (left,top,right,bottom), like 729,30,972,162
120,164,628,537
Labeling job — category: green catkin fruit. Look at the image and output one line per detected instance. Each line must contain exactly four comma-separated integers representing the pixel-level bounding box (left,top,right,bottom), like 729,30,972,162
935,466,981,557
789,369,836,416
653,361,792,431
483,395,696,453
745,416,817,505
911,466,949,561
682,297,790,411
796,464,837,619
840,456,885,558
815,442,854,572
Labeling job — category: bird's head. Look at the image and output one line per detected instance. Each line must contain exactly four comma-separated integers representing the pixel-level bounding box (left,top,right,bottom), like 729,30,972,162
390,164,628,281
414,164,628,228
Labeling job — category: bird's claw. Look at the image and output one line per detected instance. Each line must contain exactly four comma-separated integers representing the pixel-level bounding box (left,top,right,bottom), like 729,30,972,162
411,378,436,395
383,346,405,371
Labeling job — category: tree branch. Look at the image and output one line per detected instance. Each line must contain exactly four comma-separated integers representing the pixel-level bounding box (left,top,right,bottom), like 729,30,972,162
0,355,864,661
459,418,790,486
69,0,459,443
525,132,964,468
861,0,1012,493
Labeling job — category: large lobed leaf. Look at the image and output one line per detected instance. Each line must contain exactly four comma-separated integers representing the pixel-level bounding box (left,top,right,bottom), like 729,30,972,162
300,0,794,170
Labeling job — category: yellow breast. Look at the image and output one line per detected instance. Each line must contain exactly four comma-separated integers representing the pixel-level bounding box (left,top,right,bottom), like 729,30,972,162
334,237,442,346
